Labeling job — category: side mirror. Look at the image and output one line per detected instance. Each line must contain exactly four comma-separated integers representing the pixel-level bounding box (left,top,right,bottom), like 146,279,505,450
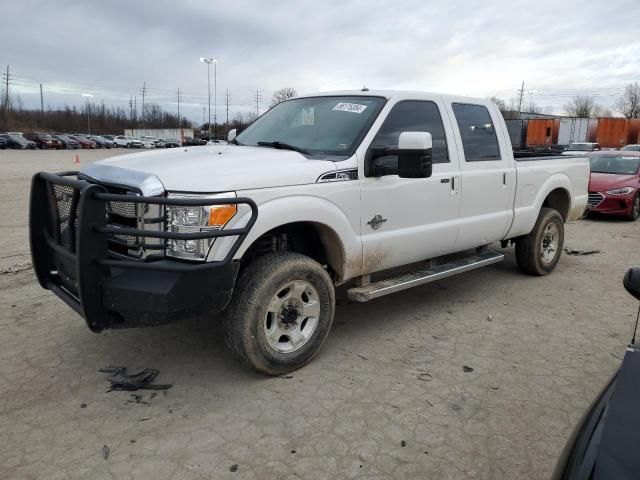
368,131,433,178
396,132,433,178
624,268,640,301
227,129,237,142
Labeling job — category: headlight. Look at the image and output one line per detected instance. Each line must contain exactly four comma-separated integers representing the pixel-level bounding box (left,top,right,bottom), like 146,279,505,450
166,192,237,260
606,187,635,195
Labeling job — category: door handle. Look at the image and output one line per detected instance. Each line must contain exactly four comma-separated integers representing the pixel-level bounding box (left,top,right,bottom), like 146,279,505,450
440,178,450,184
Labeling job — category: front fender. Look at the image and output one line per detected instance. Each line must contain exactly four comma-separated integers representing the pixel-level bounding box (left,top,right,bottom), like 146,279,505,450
207,195,362,281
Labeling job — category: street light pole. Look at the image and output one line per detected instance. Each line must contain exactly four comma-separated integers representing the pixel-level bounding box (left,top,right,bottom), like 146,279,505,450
82,93,93,135
214,60,217,138
200,57,217,139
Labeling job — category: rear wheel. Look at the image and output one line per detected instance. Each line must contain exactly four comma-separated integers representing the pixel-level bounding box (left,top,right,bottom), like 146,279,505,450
515,207,564,276
628,194,640,221
223,252,335,375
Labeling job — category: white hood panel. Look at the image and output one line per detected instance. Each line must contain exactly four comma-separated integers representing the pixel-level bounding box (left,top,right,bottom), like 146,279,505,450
88,145,337,192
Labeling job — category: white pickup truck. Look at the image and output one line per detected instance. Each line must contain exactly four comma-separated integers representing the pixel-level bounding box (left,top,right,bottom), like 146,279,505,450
29,90,589,374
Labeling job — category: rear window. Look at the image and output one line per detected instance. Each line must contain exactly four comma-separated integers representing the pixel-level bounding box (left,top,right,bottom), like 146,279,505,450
452,103,501,162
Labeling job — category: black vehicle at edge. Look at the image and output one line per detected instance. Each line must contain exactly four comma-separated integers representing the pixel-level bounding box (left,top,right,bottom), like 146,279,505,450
552,268,640,480
0,133,37,149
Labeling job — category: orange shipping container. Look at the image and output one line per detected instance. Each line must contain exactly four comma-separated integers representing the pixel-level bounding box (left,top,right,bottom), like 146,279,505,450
526,119,559,146
596,118,640,148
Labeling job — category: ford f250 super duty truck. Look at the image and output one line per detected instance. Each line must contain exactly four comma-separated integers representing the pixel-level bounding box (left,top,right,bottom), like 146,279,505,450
29,90,589,375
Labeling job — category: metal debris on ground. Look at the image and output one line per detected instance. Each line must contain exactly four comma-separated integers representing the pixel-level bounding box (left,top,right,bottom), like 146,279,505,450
564,248,601,256
99,366,172,392
102,445,110,460
462,365,474,373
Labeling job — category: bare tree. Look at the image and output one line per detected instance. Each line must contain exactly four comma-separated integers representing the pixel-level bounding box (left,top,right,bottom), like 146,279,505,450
617,82,640,119
564,96,600,117
270,87,297,107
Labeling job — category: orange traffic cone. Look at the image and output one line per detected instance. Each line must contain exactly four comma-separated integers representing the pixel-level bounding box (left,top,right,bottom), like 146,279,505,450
74,154,80,164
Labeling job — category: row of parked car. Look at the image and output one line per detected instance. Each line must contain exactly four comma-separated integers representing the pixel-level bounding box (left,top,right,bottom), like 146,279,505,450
0,132,183,150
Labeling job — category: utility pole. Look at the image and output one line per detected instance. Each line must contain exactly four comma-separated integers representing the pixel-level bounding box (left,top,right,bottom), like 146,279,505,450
177,88,181,124
2,65,11,115
39,83,44,115
225,89,229,126
134,96,137,125
140,81,146,126
202,106,206,127
517,81,525,120
129,96,133,121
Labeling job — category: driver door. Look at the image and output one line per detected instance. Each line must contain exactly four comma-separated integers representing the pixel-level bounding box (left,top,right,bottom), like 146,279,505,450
359,99,461,274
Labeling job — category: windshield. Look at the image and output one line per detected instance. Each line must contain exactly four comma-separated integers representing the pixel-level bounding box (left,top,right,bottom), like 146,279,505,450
9,134,27,143
621,145,640,151
567,143,593,151
590,155,640,175
236,95,386,157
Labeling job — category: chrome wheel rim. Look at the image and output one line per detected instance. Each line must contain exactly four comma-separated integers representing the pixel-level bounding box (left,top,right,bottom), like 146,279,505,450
264,280,320,353
540,222,559,264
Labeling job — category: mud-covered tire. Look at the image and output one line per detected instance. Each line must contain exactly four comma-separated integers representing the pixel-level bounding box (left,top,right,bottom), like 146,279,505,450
223,252,335,375
515,207,564,276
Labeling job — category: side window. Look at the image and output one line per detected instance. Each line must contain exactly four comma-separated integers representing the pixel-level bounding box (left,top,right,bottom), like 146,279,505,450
452,103,501,162
372,100,449,164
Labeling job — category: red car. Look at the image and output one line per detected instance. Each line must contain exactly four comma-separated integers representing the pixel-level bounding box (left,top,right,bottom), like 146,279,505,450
587,151,640,221
71,135,96,149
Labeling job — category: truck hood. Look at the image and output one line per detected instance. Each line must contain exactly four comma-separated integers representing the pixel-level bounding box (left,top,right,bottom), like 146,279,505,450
84,145,337,193
589,173,638,192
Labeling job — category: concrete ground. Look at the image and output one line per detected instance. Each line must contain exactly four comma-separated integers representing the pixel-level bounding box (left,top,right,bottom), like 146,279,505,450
1,149,639,480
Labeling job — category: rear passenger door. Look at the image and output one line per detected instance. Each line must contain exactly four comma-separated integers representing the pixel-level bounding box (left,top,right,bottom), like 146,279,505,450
449,103,515,250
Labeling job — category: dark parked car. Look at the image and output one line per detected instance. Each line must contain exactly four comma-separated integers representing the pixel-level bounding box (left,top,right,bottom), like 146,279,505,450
89,135,112,148
0,133,37,149
0,137,7,149
165,138,180,148
553,267,640,480
53,134,80,149
182,136,206,146
586,151,640,221
23,132,63,149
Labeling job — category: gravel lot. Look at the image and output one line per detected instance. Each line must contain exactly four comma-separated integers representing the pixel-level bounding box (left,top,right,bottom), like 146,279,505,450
1,149,639,480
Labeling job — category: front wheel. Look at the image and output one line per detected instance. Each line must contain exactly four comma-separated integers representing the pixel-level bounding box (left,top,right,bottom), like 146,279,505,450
223,252,335,375
515,207,565,276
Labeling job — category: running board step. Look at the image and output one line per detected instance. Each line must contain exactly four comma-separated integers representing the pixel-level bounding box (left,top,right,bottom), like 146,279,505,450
347,251,504,302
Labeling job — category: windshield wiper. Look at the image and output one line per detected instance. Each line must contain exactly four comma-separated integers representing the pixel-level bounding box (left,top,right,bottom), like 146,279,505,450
257,141,309,155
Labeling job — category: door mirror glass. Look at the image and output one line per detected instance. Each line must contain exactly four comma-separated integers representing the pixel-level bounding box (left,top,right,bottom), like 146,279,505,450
227,129,237,142
369,131,433,178
624,267,640,301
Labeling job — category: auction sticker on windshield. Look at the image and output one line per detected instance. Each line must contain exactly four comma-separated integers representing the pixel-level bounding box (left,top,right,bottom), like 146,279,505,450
333,102,368,113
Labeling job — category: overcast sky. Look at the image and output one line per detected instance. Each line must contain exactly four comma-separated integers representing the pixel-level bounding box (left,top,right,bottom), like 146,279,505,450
2,0,639,123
